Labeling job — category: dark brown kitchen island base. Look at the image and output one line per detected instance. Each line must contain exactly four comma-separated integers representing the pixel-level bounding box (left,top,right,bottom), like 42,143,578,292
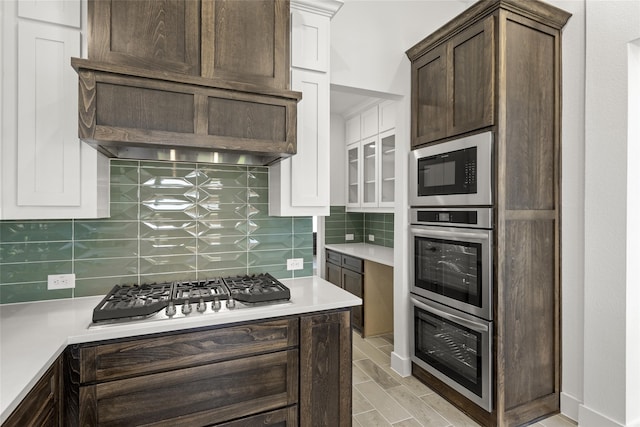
62,309,352,426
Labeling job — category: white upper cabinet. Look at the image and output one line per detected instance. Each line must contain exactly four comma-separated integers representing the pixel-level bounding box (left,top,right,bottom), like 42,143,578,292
269,0,343,217
343,101,396,212
1,0,109,219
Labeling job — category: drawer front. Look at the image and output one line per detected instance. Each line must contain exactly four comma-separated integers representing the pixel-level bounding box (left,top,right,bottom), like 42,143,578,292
326,249,342,265
80,318,298,383
342,254,363,273
80,350,299,426
215,406,298,426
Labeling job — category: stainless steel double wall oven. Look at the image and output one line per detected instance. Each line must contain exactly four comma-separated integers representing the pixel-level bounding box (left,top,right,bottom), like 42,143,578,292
408,131,493,411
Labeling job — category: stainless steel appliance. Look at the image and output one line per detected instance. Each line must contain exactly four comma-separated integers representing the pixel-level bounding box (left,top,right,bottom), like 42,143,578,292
410,207,493,320
90,273,291,327
410,295,492,411
409,131,492,207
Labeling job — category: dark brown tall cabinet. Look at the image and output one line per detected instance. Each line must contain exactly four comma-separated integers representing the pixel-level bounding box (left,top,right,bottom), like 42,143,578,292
73,0,300,162
406,1,570,426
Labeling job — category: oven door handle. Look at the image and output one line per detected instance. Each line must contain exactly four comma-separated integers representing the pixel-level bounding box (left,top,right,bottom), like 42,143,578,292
410,226,490,241
411,297,489,332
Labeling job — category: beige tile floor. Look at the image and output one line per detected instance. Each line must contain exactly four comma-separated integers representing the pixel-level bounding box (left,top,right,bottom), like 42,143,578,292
352,332,577,427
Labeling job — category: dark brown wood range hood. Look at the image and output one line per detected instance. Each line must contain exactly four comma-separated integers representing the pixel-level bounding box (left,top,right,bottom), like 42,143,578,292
72,0,301,166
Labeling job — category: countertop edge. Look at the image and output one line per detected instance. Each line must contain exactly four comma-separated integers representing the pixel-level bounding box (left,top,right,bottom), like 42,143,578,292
324,243,394,267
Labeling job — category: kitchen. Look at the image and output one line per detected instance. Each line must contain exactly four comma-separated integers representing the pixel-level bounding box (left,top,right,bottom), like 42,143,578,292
1,0,639,427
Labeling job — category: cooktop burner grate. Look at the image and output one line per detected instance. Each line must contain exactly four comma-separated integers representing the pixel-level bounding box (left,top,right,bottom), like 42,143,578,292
223,273,291,304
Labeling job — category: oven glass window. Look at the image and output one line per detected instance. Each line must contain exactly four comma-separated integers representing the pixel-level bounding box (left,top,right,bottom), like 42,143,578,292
414,236,482,307
414,305,483,396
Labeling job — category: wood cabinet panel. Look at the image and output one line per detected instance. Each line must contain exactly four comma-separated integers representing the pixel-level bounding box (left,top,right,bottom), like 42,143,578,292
363,261,393,337
343,269,363,331
500,218,556,410
326,260,342,287
89,0,201,75
503,15,556,211
3,357,61,427
80,318,297,383
412,44,448,146
80,350,298,426
202,0,290,89
75,64,299,160
449,17,494,136
300,311,352,427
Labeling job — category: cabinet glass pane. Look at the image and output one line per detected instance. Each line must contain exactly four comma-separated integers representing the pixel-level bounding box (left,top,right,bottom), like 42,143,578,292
348,146,359,204
363,141,376,204
381,134,395,203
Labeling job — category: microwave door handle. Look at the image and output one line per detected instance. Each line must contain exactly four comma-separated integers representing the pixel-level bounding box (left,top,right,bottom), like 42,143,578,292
410,227,489,241
411,297,489,333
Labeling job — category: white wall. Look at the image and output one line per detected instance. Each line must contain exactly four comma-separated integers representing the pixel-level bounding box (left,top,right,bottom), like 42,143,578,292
582,1,640,426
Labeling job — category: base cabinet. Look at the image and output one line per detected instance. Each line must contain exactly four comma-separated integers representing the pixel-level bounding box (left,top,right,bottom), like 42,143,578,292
3,356,62,427
62,311,351,426
325,250,364,332
300,310,352,427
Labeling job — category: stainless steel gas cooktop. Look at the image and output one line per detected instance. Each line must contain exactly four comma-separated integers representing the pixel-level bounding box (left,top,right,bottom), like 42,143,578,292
90,273,291,327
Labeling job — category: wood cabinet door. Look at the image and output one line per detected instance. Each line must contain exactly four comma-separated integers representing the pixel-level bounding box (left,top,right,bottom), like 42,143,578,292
412,44,448,147
342,269,363,330
4,357,61,427
300,310,352,427
89,0,201,76
448,16,495,136
201,0,290,89
326,261,342,288
80,350,299,426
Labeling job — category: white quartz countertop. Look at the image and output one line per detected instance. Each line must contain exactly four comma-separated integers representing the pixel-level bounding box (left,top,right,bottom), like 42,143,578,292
0,276,360,423
324,243,394,267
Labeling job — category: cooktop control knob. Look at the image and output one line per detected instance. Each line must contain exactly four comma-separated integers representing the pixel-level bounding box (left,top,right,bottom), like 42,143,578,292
166,302,176,317
213,297,221,311
226,298,236,309
181,301,192,315
197,298,207,313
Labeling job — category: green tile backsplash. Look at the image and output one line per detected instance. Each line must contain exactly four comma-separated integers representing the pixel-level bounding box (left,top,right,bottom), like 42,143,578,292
0,160,314,304
324,206,394,248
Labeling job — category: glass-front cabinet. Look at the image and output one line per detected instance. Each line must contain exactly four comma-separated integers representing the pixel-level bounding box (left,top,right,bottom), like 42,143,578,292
347,142,360,207
379,130,395,207
362,138,377,207
344,101,396,212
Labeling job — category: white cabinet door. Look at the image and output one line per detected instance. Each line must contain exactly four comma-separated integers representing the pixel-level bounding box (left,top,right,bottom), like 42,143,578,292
378,129,395,207
18,0,81,27
346,142,360,208
1,0,109,219
360,105,378,139
345,115,361,145
361,137,378,208
291,6,329,72
17,21,81,206
379,100,397,133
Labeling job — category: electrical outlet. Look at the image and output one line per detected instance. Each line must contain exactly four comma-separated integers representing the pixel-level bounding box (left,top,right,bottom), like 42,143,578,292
286,258,304,271
345,233,354,241
48,273,75,290
368,234,375,242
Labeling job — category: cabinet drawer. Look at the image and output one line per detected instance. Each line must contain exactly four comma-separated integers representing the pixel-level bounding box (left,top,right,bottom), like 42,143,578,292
80,318,298,383
326,249,342,265
216,406,297,426
342,254,363,273
80,350,299,426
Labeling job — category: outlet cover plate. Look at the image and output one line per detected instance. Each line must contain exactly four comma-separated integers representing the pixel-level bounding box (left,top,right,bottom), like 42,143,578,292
48,273,76,290
368,234,375,241
286,258,304,271
345,233,354,241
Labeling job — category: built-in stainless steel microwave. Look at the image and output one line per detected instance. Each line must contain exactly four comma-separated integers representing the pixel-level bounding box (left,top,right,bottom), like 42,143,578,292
410,132,493,207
